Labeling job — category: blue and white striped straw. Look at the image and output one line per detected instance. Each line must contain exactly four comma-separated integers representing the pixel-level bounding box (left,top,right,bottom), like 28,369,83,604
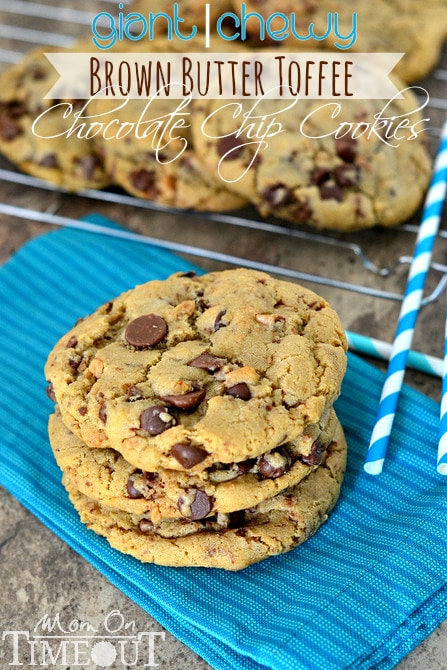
365,121,447,475
437,303,447,474
346,331,443,378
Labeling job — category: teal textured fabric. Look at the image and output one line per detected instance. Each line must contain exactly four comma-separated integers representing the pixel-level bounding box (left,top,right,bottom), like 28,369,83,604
0,214,446,670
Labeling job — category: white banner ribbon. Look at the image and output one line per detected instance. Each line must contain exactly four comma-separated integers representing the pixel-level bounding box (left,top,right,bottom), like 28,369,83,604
44,52,404,100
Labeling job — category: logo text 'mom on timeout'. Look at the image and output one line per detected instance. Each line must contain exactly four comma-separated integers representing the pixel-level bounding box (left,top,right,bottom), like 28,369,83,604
2,610,166,667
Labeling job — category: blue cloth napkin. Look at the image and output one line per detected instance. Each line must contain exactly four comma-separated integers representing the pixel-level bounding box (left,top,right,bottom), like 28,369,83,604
1,213,446,670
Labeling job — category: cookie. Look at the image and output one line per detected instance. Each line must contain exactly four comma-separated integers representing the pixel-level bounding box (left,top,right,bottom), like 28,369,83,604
49,406,338,520
64,419,347,570
92,93,248,211
0,45,109,191
191,86,432,231
44,269,347,472
108,148,249,210
231,0,447,83
88,36,250,211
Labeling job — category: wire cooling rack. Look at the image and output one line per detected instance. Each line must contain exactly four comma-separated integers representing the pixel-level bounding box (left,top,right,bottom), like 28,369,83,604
0,0,446,380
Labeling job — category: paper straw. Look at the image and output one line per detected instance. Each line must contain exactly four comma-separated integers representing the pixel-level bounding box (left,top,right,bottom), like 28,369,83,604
437,302,447,474
346,331,443,378
365,121,447,475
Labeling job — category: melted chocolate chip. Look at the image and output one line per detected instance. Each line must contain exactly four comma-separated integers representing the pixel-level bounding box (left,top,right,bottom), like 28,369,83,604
130,168,159,197
300,439,325,466
45,383,56,402
195,298,209,313
68,356,81,370
178,489,212,520
334,163,360,187
139,519,153,533
159,388,206,410
335,135,357,162
140,405,175,435
214,310,227,332
125,314,168,348
4,101,26,119
75,155,100,180
179,271,197,278
262,183,293,208
171,443,208,468
189,352,224,372
311,168,331,186
39,153,59,168
78,406,87,416
126,475,144,499
237,457,257,473
320,181,343,202
259,447,292,479
66,335,78,348
30,66,46,80
98,402,107,424
226,383,251,400
0,116,22,142
126,385,143,402
289,199,313,223
218,135,244,159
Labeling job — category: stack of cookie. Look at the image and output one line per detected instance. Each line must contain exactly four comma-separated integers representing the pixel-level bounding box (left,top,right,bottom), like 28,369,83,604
45,268,348,570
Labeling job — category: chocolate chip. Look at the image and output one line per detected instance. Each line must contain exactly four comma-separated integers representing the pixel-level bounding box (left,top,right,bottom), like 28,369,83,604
126,475,144,499
69,356,81,370
143,471,156,485
289,199,313,223
125,314,168,348
78,406,87,416
178,489,212,520
195,298,209,313
189,352,224,372
300,439,325,466
66,335,78,348
218,135,244,159
0,116,22,142
226,383,251,400
39,153,59,168
45,383,56,402
159,388,206,410
259,447,292,479
75,155,100,180
98,402,107,424
214,310,227,332
171,443,208,468
179,271,197,278
140,405,175,435
130,169,159,197
262,183,293,208
335,135,357,162
320,181,343,202
334,163,360,187
4,101,26,119
126,385,143,402
30,66,46,81
139,519,153,533
237,457,257,473
311,168,331,186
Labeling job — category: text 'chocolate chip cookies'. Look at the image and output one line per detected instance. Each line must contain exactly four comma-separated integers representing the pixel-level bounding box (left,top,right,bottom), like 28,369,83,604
45,268,348,569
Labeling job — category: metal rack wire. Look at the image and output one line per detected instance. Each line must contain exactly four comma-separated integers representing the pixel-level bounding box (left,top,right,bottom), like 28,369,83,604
0,0,446,373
